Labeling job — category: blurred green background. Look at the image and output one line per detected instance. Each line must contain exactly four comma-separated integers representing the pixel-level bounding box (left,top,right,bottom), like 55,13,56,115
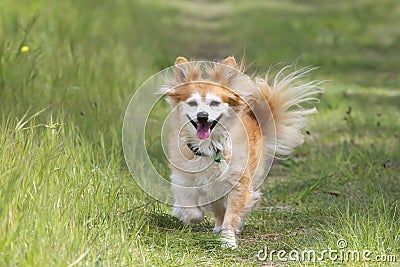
2,0,399,129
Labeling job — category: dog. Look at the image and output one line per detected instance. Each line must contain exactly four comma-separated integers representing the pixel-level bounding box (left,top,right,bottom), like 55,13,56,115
158,56,322,249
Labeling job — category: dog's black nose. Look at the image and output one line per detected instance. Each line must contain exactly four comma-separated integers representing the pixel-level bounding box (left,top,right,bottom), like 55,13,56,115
197,111,209,123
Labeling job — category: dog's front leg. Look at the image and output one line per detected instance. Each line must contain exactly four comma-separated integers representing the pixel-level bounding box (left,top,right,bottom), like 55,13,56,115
220,175,250,249
210,198,226,233
171,181,204,224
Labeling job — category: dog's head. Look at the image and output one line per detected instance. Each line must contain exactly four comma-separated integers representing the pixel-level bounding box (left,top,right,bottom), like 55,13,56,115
163,56,245,140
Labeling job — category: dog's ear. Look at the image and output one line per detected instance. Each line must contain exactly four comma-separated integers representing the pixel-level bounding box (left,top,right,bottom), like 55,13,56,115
208,56,239,86
222,56,237,69
174,56,201,84
209,57,238,86
175,56,189,65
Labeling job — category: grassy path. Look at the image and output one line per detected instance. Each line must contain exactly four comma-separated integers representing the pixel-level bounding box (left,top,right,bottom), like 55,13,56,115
166,0,238,59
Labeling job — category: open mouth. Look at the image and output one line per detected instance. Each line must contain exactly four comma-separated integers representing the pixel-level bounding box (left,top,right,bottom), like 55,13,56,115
186,115,222,140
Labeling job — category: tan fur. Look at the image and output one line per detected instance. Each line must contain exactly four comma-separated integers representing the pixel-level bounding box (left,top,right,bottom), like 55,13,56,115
160,56,322,249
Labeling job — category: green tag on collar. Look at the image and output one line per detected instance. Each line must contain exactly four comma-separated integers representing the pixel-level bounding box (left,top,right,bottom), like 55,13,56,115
214,149,222,163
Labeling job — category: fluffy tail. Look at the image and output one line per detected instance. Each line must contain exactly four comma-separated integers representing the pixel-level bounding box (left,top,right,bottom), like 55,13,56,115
255,66,323,158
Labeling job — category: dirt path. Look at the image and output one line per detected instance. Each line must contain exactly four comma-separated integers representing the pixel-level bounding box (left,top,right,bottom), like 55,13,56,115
167,0,238,59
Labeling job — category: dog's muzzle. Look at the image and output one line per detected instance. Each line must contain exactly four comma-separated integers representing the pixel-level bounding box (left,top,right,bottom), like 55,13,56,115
186,113,222,140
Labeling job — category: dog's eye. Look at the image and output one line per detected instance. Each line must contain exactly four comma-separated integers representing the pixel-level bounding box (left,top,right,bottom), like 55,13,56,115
187,100,198,107
210,100,221,107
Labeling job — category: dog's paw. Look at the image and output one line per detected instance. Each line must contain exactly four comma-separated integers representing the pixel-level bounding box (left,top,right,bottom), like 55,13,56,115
213,225,222,233
171,206,182,218
180,207,204,224
220,229,237,249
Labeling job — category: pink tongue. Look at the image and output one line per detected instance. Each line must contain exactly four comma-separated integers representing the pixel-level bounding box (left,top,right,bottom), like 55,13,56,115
196,124,211,139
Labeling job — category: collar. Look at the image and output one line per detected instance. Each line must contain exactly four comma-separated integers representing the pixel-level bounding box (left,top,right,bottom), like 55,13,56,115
187,143,223,163
187,143,203,156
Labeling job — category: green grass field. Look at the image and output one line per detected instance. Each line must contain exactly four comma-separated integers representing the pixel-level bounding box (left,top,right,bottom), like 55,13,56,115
1,0,399,266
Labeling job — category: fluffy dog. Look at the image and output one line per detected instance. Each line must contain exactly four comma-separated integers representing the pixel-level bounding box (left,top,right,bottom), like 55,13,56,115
159,56,322,248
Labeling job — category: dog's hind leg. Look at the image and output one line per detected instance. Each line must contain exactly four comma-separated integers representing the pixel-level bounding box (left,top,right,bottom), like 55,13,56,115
237,190,262,234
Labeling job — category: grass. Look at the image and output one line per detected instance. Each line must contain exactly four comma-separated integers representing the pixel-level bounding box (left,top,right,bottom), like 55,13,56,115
1,0,399,266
